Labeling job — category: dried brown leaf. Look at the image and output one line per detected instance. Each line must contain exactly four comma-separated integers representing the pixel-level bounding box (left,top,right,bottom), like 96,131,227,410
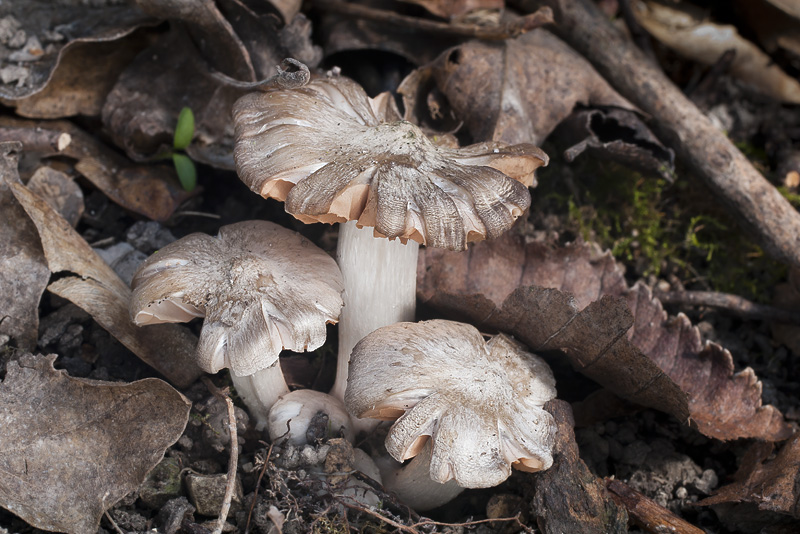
632,0,800,104
397,0,504,19
699,435,800,518
7,175,203,388
102,16,319,169
0,142,49,350
525,400,628,534
400,29,636,145
0,1,155,113
0,117,191,221
26,166,84,227
417,233,792,441
0,353,191,534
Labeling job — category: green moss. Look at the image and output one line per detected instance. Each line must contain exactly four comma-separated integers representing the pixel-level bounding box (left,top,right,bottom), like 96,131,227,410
533,156,785,302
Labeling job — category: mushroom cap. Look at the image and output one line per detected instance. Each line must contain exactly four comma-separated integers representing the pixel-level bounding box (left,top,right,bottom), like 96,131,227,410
345,319,557,488
130,220,344,377
233,76,548,251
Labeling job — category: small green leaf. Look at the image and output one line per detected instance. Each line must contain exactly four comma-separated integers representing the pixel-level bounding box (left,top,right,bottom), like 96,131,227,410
173,107,195,150
173,153,197,191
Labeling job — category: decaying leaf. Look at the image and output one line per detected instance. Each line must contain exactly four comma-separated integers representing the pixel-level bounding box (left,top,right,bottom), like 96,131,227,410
0,1,156,115
26,166,84,227
397,0,504,19
399,29,636,145
0,142,49,350
0,117,191,222
699,435,800,519
6,173,203,388
554,107,675,181
0,353,191,534
632,0,800,104
524,400,628,534
417,233,792,441
103,4,320,168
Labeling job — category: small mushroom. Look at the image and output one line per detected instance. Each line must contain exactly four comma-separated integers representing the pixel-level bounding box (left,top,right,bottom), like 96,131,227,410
129,220,344,427
233,72,548,406
346,319,557,509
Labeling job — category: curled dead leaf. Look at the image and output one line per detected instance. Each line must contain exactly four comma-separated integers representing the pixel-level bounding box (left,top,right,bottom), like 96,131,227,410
0,1,156,116
632,0,800,104
0,353,191,534
417,233,792,441
7,173,203,388
0,142,49,350
400,29,636,145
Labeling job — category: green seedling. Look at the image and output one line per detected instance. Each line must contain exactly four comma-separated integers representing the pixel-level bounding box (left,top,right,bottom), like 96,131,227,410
171,106,197,191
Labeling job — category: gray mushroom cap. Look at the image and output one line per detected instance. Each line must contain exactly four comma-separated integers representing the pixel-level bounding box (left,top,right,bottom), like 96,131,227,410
345,319,557,488
233,75,548,251
129,220,344,377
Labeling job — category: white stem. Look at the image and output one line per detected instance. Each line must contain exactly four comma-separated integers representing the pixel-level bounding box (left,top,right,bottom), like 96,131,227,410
231,361,289,431
376,441,464,511
331,221,419,404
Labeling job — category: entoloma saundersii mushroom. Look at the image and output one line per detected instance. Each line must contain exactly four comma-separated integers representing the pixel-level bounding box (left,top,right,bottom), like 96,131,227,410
129,220,344,427
233,71,548,407
346,319,558,510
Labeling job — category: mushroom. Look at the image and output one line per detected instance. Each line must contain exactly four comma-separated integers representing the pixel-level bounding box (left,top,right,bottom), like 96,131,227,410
129,220,344,427
233,72,548,406
345,319,557,510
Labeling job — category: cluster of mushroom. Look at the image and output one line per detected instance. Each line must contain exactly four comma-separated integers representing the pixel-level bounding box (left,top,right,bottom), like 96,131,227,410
129,64,558,510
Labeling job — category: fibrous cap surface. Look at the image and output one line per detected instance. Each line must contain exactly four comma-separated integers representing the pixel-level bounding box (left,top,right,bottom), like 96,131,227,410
130,220,344,376
233,76,547,250
346,319,557,488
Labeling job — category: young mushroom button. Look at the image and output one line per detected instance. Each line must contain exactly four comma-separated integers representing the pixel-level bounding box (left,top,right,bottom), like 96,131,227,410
346,320,557,509
129,220,344,428
233,73,549,407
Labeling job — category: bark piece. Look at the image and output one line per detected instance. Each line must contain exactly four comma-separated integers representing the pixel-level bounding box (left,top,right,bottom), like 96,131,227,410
399,28,636,145
7,176,203,388
0,353,191,534
0,142,48,350
513,0,800,270
417,233,792,441
526,400,628,534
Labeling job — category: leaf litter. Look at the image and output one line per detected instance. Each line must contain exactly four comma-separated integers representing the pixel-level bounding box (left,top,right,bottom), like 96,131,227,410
1,0,799,532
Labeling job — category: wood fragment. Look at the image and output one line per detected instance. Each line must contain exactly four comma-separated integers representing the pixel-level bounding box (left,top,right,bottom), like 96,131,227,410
656,290,800,324
314,0,554,41
514,0,800,270
202,378,238,534
0,127,71,154
606,478,705,534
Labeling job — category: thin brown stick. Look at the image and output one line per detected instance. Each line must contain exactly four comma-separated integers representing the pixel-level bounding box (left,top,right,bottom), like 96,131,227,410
314,0,554,41
244,442,274,534
202,377,238,534
514,0,800,270
0,127,71,154
606,478,705,534
656,290,800,324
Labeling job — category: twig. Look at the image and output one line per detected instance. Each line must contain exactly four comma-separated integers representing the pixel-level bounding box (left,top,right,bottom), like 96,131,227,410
513,0,800,270
202,377,238,534
655,290,800,324
244,442,274,534
314,0,554,41
104,510,126,534
606,478,705,534
207,58,311,92
0,127,71,154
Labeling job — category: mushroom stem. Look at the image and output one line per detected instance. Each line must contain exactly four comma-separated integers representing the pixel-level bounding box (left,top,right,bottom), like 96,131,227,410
230,361,289,431
331,221,419,404
376,441,464,511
